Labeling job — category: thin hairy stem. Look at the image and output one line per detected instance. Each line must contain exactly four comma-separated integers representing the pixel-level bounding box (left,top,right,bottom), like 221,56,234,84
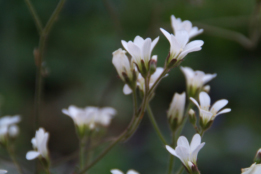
24,0,43,34
176,166,184,174
147,104,167,145
167,133,176,174
6,144,23,174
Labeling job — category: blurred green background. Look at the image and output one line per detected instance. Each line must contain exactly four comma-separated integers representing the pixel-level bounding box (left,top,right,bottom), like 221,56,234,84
1,0,261,173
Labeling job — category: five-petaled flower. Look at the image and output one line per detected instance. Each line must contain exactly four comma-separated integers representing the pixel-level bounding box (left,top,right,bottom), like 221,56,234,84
166,133,205,172
62,105,117,131
160,28,204,68
171,15,203,39
181,66,216,97
167,92,186,130
241,163,261,174
111,169,139,174
26,128,49,161
190,92,231,129
121,35,159,76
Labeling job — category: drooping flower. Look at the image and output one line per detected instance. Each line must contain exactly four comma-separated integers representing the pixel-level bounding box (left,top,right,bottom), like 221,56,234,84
167,92,186,130
121,36,159,75
123,67,167,95
166,133,205,172
190,92,231,129
26,128,49,160
111,169,139,174
0,115,21,142
171,15,203,39
241,163,261,174
160,28,203,68
112,48,136,86
181,66,216,97
62,105,117,130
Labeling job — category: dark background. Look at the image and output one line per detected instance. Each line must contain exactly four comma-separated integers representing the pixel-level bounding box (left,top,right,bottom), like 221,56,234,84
0,0,261,173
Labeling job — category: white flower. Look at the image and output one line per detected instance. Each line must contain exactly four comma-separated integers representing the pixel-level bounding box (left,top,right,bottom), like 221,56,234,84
111,169,139,174
171,15,203,39
121,36,159,72
26,128,49,160
160,28,203,65
190,92,231,125
0,170,7,174
112,48,135,82
242,163,261,174
123,67,167,95
167,92,186,126
0,115,21,141
62,105,117,129
166,133,205,171
181,66,216,96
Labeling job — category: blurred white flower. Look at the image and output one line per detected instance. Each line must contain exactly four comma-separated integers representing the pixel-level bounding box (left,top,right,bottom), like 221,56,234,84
166,133,205,171
111,169,139,174
241,163,261,174
160,28,203,67
121,36,159,73
112,48,136,83
0,170,7,174
123,67,167,95
181,66,216,96
26,128,49,160
190,92,231,125
0,115,21,141
171,15,203,39
62,105,117,129
167,92,186,128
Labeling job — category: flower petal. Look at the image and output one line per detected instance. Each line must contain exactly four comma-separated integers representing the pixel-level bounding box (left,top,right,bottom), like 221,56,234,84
110,169,124,174
190,134,201,152
127,170,139,174
190,97,200,110
142,38,152,62
151,36,159,52
190,142,205,163
177,136,190,149
199,92,211,110
166,145,179,157
133,36,144,48
123,84,133,95
215,108,231,117
175,30,189,49
210,99,228,114
26,151,40,160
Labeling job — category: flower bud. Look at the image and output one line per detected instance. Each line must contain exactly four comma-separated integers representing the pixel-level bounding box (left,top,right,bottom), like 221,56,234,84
149,55,157,75
203,85,210,93
254,148,261,164
167,92,186,131
189,109,196,125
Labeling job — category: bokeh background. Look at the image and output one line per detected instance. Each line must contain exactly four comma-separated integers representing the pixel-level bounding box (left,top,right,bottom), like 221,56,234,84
0,0,261,173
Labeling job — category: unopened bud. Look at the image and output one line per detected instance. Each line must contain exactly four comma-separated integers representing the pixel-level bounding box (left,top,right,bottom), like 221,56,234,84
189,109,196,125
140,60,148,78
203,85,210,93
254,148,261,164
149,55,157,75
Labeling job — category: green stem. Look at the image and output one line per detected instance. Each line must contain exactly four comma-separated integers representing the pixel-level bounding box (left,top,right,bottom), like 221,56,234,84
147,104,167,145
79,138,85,170
6,143,23,174
24,0,43,34
132,88,138,115
176,166,184,174
167,133,176,174
148,68,169,96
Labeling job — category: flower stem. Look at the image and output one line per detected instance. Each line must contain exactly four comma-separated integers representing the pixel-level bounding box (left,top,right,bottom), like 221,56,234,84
6,143,23,174
147,104,167,145
176,166,184,174
23,0,43,34
79,138,85,170
167,132,176,174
